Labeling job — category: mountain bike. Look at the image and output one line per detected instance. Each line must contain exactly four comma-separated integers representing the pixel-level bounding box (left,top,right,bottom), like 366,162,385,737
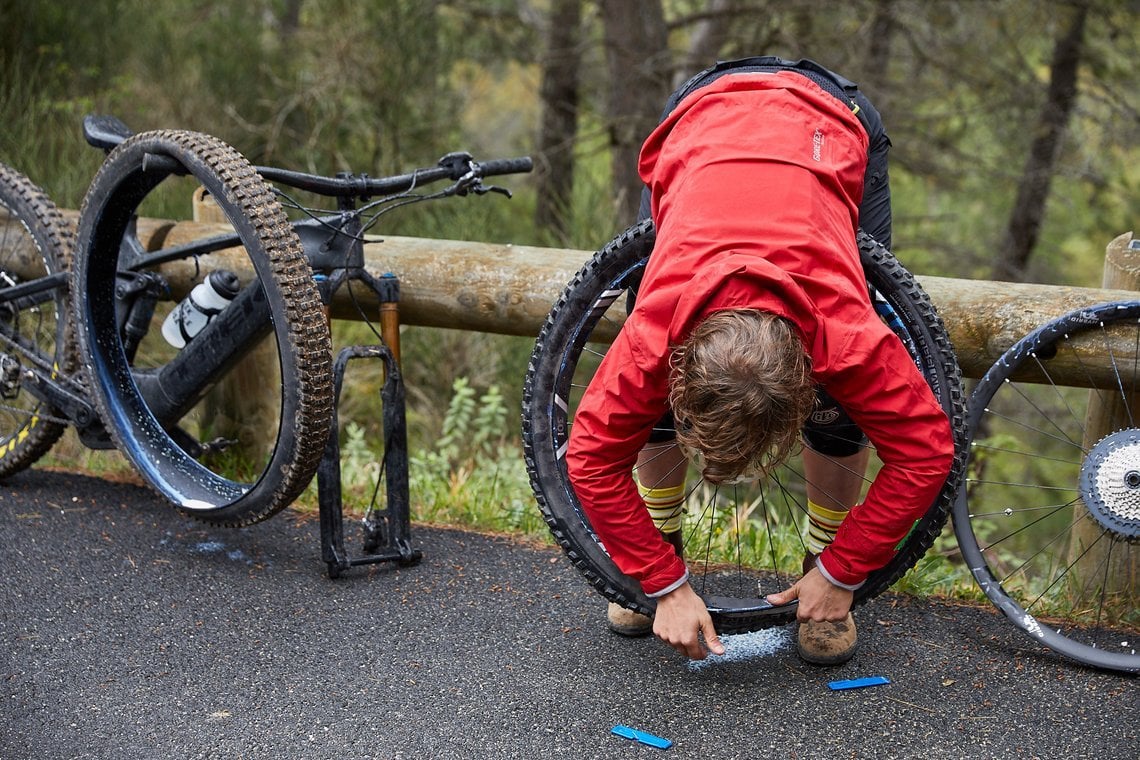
0,117,531,536
521,218,969,635
954,299,1140,673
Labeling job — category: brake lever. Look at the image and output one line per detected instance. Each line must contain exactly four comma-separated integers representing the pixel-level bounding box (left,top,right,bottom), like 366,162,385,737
450,178,513,199
471,183,513,199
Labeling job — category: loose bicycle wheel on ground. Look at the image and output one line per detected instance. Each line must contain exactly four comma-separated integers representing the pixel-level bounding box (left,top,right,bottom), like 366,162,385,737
0,164,77,479
955,301,1140,673
73,130,333,525
523,219,966,634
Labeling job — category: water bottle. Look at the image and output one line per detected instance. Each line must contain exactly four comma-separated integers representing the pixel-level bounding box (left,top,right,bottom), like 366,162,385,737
161,270,241,348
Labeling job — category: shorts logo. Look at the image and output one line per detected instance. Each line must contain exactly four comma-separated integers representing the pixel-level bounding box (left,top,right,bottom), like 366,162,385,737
811,408,841,425
812,129,824,161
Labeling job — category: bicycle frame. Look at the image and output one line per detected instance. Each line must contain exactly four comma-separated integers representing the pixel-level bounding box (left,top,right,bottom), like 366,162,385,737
0,272,103,444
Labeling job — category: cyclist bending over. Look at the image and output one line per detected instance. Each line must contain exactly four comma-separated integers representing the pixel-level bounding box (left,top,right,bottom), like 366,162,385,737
566,56,954,664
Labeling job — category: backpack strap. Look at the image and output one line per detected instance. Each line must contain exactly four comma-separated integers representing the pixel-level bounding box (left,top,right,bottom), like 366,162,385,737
666,56,873,136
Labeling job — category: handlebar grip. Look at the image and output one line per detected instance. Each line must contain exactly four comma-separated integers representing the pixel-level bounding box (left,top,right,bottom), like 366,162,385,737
478,157,533,177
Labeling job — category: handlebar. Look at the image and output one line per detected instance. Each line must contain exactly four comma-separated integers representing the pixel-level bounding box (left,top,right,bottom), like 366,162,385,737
255,152,534,199
83,114,533,200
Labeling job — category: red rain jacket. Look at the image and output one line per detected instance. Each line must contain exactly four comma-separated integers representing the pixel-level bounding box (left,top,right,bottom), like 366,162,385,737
565,71,954,595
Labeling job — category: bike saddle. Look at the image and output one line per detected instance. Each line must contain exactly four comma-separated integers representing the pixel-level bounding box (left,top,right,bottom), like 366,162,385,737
83,114,134,151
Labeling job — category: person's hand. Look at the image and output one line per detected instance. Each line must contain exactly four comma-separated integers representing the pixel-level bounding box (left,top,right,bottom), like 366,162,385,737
652,582,725,660
765,567,853,622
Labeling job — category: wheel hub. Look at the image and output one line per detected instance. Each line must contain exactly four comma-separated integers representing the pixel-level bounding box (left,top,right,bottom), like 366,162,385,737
1079,429,1140,540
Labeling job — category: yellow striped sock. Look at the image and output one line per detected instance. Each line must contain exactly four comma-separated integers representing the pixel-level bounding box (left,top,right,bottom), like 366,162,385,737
805,499,849,556
638,480,686,534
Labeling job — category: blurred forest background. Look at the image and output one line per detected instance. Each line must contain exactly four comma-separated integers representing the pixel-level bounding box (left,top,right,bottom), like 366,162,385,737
1,0,1138,533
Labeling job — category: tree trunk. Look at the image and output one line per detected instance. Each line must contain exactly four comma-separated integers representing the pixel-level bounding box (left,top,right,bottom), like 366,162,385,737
600,0,671,224
993,1,1089,281
1073,232,1140,608
278,0,303,40
534,0,582,243
672,0,734,88
863,0,896,118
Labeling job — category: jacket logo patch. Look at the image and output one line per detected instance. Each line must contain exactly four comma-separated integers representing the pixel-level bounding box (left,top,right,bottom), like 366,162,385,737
812,129,824,161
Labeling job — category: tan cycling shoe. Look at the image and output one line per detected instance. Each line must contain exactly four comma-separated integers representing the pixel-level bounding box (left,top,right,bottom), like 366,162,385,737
797,613,858,665
606,530,681,637
606,602,653,637
796,551,857,664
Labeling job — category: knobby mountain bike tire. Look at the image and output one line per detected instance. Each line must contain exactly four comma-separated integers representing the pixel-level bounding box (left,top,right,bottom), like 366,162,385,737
0,164,77,479
522,218,967,634
955,301,1140,673
73,130,333,526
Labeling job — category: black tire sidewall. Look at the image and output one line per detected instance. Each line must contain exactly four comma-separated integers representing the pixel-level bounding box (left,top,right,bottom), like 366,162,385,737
524,220,656,616
856,234,967,602
72,131,323,523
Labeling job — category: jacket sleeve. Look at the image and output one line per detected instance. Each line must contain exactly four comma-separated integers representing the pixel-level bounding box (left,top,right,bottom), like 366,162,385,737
565,328,689,596
816,321,954,587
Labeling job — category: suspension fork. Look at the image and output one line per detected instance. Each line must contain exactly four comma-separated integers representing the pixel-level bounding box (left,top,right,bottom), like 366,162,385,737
306,216,415,575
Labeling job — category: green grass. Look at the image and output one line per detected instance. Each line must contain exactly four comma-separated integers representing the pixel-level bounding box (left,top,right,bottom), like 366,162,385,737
301,376,549,541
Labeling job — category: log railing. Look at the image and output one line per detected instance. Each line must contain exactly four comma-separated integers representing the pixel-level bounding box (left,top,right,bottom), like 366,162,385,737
2,209,1135,382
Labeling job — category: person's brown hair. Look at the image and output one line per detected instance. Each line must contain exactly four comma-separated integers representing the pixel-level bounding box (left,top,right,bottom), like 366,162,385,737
668,309,815,483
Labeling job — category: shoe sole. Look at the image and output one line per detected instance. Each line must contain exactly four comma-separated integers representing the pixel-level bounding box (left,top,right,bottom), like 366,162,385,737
607,621,654,638
796,643,857,666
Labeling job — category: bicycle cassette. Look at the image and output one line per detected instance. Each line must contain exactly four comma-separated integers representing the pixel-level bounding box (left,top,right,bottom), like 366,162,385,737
1079,428,1140,540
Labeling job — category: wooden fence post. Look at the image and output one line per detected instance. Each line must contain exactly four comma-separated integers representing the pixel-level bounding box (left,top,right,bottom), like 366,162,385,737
189,188,282,463
1075,231,1139,606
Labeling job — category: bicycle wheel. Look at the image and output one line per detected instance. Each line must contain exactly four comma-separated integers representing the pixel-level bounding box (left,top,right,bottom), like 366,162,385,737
73,130,333,525
523,219,966,634
955,301,1140,673
0,163,76,478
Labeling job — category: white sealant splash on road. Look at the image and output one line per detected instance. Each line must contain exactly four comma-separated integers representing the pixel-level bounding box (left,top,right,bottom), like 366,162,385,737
687,627,792,670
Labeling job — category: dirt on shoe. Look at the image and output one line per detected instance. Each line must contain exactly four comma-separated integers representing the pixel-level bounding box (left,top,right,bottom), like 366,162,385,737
607,602,653,637
797,613,858,665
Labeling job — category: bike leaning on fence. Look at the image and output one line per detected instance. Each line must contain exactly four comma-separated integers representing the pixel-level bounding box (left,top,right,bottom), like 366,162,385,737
0,116,531,532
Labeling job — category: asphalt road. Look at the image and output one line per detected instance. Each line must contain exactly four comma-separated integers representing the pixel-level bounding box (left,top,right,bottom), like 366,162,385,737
1,469,1136,759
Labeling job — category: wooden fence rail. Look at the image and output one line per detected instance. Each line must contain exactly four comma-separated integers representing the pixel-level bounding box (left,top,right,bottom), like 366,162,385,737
2,210,1136,382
